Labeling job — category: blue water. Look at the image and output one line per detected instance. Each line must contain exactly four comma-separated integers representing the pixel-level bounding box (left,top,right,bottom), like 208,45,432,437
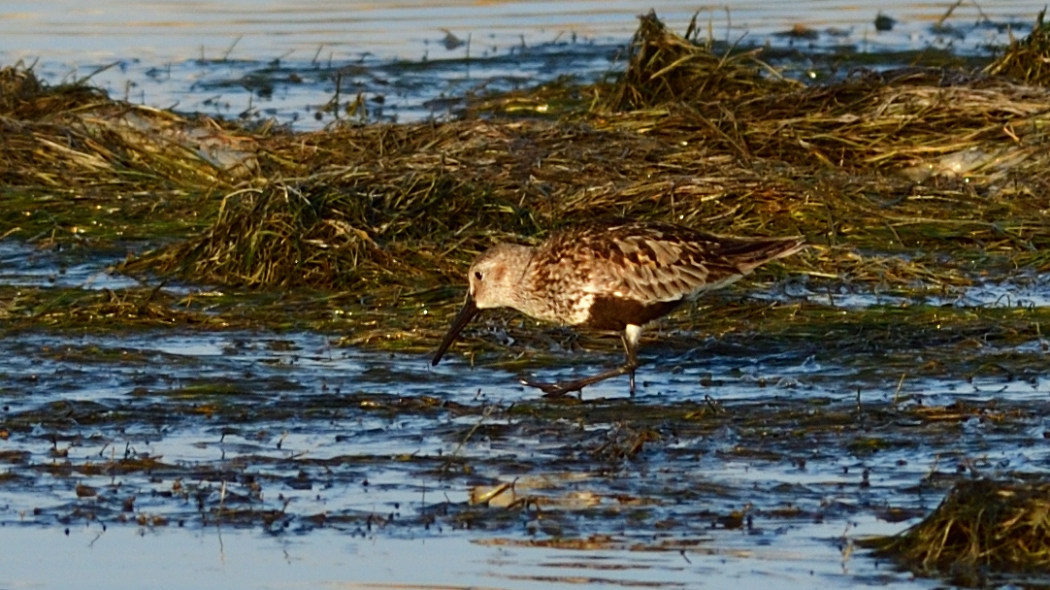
1,1,1045,127
0,329,955,590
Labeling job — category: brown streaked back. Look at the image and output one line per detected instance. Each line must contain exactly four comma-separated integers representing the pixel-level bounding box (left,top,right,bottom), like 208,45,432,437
526,221,805,312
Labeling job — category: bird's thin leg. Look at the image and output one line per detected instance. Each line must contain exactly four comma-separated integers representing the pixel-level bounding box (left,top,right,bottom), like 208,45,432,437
522,325,643,398
622,324,641,396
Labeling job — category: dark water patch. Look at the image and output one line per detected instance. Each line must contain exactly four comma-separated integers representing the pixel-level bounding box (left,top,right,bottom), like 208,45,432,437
186,40,622,125
0,241,137,290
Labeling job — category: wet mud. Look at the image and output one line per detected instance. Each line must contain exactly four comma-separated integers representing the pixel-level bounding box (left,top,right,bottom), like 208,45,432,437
1,307,1048,587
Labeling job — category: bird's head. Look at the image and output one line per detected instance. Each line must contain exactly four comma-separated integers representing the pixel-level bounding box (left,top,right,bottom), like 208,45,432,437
431,242,532,365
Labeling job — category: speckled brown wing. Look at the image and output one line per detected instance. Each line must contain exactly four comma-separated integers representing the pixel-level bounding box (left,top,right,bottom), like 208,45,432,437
594,222,794,294
578,222,799,299
522,221,803,330
569,223,713,302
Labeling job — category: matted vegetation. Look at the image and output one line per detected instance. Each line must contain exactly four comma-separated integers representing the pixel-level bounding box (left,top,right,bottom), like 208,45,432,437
0,11,1047,349
0,64,259,243
1,12,1048,300
868,479,1050,585
125,11,1050,295
984,8,1050,86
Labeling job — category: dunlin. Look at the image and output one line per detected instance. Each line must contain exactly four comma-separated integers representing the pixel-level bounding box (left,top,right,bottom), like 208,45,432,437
431,221,805,397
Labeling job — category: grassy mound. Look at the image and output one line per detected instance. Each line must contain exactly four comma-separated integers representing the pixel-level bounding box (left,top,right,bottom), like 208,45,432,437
984,8,1050,86
870,479,1050,585
0,11,1048,326
121,11,1050,294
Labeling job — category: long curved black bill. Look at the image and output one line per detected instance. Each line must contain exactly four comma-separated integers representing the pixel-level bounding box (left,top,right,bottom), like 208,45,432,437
431,294,479,366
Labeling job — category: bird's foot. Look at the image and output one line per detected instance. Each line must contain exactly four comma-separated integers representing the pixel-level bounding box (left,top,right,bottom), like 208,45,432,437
521,363,637,399
519,377,583,398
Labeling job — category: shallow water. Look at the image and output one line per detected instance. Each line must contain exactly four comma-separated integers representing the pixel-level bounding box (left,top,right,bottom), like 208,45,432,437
0,521,928,590
765,267,1050,310
2,1,1047,128
0,241,137,291
1,317,1049,588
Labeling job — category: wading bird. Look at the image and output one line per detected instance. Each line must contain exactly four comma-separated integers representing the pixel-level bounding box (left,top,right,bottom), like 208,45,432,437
431,221,805,397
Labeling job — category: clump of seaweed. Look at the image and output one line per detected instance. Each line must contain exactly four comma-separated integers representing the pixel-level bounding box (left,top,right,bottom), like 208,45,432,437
0,63,260,245
984,9,1050,86
599,10,798,112
0,62,102,119
130,10,1050,294
139,180,452,289
869,479,1050,585
0,65,255,190
598,12,1050,174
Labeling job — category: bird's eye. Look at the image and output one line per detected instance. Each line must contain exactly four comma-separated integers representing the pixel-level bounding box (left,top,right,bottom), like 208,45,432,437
474,271,483,280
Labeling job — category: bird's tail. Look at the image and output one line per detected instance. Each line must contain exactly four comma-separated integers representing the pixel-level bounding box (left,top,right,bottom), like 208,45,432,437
718,236,807,275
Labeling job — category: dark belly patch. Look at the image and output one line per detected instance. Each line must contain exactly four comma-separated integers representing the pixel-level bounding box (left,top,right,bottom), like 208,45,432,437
584,296,684,331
